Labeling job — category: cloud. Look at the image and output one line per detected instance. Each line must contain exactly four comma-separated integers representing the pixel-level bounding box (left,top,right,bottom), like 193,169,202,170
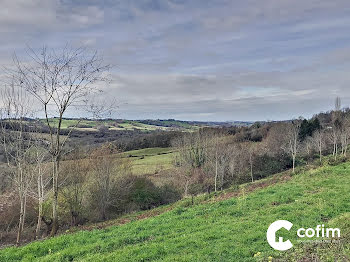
0,0,56,30
0,0,104,33
1,0,350,121
104,65,350,121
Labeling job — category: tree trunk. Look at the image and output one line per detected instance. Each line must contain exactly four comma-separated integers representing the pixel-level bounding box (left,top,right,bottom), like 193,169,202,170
250,153,254,182
16,197,24,245
345,145,348,157
16,167,26,246
214,151,218,192
335,143,338,160
16,193,27,246
101,202,107,221
36,199,43,239
42,217,53,237
36,174,43,239
250,162,254,182
184,179,190,197
22,195,27,237
50,159,59,237
220,170,224,191
292,155,296,173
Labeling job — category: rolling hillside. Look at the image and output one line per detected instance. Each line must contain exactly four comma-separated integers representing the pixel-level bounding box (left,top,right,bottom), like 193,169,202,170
39,118,252,132
0,161,349,261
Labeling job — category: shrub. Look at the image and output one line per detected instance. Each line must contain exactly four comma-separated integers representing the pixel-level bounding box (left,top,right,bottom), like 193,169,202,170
253,154,291,179
158,184,181,205
327,155,347,166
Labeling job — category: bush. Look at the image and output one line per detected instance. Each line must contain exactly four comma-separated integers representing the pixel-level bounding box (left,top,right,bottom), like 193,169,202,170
327,155,347,166
158,184,181,205
253,154,291,179
113,176,181,214
129,177,162,210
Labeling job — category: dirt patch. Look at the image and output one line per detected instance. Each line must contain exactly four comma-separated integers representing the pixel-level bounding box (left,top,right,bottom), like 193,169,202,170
136,207,173,220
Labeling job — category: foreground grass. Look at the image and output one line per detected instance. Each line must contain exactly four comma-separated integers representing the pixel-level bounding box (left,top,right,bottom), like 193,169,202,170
1,163,349,261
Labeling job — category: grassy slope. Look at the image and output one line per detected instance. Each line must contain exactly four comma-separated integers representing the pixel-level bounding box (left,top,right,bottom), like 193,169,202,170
1,163,349,261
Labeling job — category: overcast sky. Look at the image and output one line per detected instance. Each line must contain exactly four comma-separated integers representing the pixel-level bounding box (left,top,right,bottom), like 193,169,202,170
1,0,350,121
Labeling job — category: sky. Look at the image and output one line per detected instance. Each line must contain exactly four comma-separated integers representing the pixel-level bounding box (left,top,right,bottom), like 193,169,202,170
1,0,350,121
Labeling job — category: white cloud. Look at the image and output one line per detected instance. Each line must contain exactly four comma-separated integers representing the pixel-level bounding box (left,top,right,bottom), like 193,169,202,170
1,0,350,120
0,0,104,32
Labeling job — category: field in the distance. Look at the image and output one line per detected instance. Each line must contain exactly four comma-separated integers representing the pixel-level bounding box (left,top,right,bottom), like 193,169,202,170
1,161,349,261
39,118,252,132
42,119,170,131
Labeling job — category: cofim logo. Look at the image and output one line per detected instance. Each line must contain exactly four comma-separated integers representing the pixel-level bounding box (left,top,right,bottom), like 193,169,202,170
267,220,341,251
266,220,293,251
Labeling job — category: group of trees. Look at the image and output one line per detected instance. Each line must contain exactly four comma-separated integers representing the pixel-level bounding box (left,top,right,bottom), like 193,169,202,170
58,144,179,225
0,46,180,246
0,46,113,245
0,138,180,245
172,98,350,197
65,128,182,152
172,128,281,197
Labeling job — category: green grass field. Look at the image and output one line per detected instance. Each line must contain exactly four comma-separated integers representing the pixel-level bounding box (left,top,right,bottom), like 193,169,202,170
1,162,349,261
58,148,174,177
122,147,175,175
130,153,174,175
41,119,195,132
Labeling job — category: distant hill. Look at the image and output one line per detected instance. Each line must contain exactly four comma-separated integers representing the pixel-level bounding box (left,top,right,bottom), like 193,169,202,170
38,118,253,132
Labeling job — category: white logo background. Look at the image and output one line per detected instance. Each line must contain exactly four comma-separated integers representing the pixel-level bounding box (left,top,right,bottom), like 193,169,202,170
266,220,293,251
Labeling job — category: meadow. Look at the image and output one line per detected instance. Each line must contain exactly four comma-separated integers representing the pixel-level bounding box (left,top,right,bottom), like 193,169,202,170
1,161,349,261
41,119,199,132
121,147,175,175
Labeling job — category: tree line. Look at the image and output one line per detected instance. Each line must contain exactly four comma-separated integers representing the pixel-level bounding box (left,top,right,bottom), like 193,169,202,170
171,98,350,199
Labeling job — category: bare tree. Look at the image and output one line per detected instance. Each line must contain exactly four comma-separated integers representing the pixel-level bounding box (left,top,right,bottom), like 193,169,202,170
227,144,240,185
340,115,350,157
205,134,232,192
29,145,51,239
206,135,220,192
247,143,260,182
172,131,208,195
283,120,301,173
0,83,35,245
88,144,129,221
61,156,89,226
213,136,220,192
311,128,325,162
303,136,314,160
6,45,111,236
335,97,341,112
330,127,338,158
331,97,342,160
217,144,231,191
